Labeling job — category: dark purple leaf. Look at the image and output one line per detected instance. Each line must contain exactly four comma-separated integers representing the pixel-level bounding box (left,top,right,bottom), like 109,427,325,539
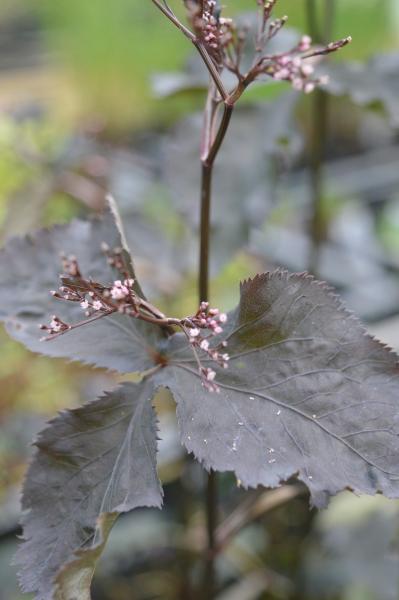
15,381,162,600
157,271,399,507
0,208,163,373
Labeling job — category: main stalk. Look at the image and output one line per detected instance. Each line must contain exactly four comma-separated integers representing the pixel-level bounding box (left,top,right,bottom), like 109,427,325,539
198,97,233,598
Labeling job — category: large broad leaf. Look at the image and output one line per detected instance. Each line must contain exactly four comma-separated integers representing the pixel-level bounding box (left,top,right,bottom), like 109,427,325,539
0,208,163,373
157,271,399,507
15,381,163,600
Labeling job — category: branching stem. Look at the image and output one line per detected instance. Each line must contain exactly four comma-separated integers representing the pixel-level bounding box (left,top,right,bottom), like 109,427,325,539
151,0,195,41
150,0,228,101
215,484,305,552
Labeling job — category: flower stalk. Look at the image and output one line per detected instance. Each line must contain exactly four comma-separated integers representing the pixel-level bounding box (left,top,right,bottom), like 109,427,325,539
41,247,229,392
150,1,350,596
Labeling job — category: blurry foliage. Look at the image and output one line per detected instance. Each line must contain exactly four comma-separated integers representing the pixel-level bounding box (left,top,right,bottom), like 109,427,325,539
34,0,397,131
303,494,399,600
36,0,190,131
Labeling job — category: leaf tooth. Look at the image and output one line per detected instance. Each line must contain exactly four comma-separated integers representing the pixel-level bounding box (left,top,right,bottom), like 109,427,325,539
239,269,398,363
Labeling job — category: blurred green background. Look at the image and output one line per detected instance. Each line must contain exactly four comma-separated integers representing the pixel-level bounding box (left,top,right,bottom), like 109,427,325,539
1,1,399,599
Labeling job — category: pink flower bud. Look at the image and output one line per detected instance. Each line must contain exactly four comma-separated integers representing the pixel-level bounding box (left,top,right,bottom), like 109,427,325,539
299,35,312,51
200,339,210,351
274,67,290,80
301,64,314,76
304,81,315,94
206,369,216,381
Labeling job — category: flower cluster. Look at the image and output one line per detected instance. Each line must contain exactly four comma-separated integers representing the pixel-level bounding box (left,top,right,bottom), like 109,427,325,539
40,315,70,336
39,246,142,342
41,276,141,342
264,34,351,93
183,301,229,392
183,0,351,94
40,245,230,392
185,0,245,72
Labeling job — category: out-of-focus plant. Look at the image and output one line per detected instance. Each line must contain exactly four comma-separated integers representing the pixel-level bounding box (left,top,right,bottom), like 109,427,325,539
35,0,394,131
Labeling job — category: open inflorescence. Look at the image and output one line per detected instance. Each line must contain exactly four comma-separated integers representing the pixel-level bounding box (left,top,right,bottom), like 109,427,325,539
40,245,229,392
180,0,351,95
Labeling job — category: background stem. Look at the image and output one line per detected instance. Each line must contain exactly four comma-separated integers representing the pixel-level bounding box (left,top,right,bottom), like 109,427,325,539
324,0,336,40
306,0,320,40
307,0,335,275
308,88,328,275
204,470,218,597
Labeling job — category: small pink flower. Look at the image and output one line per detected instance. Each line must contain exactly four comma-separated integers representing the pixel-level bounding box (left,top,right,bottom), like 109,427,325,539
111,282,129,300
292,78,304,91
304,81,315,94
301,64,314,76
206,369,216,381
279,55,291,66
200,339,210,351
50,319,61,332
299,35,312,52
274,67,290,80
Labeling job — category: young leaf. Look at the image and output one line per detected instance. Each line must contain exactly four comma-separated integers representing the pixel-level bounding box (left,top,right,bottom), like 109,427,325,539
15,381,163,600
157,271,399,507
0,209,163,373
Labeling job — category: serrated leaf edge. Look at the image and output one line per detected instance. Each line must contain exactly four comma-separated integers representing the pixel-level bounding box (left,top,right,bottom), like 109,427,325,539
240,269,398,359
